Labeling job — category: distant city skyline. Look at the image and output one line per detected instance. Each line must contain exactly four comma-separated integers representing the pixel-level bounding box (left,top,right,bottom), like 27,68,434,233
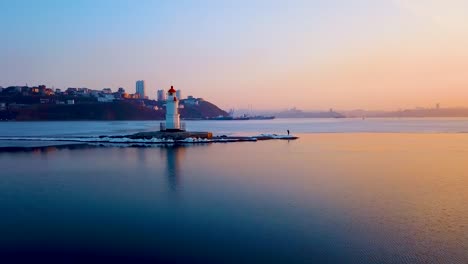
1,0,468,110
0,80,468,112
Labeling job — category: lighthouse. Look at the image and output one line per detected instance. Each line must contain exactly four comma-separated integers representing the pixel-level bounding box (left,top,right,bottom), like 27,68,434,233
165,86,181,131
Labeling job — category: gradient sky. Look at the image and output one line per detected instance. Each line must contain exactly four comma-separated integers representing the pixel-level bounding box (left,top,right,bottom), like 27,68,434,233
1,0,468,110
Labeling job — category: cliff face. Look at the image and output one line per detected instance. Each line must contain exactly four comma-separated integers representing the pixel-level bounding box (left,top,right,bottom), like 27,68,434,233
8,100,228,121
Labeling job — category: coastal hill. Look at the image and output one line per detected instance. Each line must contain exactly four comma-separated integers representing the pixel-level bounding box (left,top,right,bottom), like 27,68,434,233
4,100,227,121
179,100,227,119
0,89,228,121
11,101,162,121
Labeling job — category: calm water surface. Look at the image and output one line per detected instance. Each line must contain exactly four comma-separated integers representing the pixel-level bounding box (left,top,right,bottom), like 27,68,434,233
0,133,467,263
3,117,468,137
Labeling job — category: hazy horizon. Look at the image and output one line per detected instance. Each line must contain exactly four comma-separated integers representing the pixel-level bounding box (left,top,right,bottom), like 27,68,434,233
2,0,468,111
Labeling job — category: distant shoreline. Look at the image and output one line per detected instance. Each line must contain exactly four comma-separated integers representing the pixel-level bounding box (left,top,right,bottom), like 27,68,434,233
4,116,468,122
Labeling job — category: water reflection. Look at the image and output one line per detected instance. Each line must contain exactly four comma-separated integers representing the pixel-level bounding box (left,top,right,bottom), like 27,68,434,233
160,146,185,192
0,143,94,154
0,143,196,196
0,135,467,263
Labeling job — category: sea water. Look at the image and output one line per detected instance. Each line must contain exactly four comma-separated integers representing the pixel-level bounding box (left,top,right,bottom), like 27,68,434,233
0,119,467,263
2,118,468,138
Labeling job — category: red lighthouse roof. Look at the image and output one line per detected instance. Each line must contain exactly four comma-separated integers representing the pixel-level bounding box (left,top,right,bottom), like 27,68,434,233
168,86,176,94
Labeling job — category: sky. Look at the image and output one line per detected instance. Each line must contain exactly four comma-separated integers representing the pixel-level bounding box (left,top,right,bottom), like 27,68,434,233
1,0,468,111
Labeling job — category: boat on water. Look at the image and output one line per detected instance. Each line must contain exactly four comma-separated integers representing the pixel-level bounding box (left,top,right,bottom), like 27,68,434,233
234,116,250,120
205,115,250,121
206,115,275,121
248,115,275,120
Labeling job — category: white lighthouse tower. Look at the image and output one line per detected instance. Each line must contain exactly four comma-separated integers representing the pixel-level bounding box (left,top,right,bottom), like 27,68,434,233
165,86,181,131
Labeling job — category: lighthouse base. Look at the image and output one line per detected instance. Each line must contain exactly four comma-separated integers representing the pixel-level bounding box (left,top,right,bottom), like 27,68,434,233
160,122,186,132
132,130,213,140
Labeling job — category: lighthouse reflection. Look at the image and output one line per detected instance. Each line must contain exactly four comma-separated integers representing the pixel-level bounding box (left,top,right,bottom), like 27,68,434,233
160,146,185,192
158,144,212,192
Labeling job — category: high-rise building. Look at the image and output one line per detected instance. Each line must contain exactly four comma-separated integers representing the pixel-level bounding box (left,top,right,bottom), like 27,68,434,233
136,80,145,98
157,89,166,101
176,89,182,100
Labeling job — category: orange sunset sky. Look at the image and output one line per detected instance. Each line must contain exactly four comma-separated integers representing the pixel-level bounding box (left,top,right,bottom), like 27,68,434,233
1,0,468,110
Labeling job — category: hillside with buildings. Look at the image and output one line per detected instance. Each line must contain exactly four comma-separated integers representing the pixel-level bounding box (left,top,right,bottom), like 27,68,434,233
0,84,228,121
